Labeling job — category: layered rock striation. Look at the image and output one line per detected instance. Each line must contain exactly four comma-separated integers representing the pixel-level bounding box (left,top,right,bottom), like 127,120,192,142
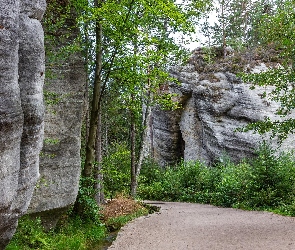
148,49,295,166
0,0,46,247
27,2,86,230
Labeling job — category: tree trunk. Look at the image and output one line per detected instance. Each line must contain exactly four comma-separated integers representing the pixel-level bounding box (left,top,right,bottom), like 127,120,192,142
75,0,103,215
94,108,104,204
84,24,90,145
130,101,137,198
136,101,151,177
83,8,102,179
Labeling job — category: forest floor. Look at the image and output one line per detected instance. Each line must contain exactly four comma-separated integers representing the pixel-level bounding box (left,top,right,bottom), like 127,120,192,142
108,201,295,250
100,195,147,222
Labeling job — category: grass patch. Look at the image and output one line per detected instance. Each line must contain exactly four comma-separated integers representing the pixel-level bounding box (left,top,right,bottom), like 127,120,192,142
6,195,149,250
6,215,107,250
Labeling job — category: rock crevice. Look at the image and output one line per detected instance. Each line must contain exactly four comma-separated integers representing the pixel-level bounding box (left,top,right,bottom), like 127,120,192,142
147,56,295,166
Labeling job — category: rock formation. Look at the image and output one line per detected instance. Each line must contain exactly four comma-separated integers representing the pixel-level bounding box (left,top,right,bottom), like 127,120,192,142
0,0,46,247
27,1,86,230
148,48,295,166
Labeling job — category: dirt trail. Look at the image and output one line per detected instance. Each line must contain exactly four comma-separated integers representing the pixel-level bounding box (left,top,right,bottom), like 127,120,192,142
108,201,295,250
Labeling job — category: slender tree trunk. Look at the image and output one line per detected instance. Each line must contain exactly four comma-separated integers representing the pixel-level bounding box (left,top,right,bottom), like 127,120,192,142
83,0,133,179
83,22,90,144
136,98,151,177
94,108,104,204
85,80,90,144
104,111,109,155
83,3,102,179
135,65,153,181
130,95,137,197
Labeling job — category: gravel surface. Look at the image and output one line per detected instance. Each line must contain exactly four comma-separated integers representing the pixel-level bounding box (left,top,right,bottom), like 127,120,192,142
109,201,295,250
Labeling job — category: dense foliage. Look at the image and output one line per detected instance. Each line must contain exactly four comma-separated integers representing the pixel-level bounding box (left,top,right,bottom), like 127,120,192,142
138,144,295,216
6,216,106,250
7,197,148,250
238,0,295,140
76,0,211,201
102,143,131,198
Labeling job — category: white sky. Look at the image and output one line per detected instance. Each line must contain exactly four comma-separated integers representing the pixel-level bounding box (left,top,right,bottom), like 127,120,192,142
174,0,218,50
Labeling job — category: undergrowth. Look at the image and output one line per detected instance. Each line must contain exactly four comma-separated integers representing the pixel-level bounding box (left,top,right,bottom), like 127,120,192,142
6,215,106,250
138,143,295,216
7,143,295,249
6,196,148,250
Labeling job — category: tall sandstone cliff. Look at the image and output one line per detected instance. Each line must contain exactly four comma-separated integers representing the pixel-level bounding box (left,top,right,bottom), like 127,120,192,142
0,0,46,248
147,49,295,166
27,1,86,230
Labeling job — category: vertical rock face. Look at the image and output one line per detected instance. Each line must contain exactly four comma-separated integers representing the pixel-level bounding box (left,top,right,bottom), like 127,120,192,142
27,2,85,230
148,57,295,166
0,0,45,247
27,56,85,229
0,2,23,247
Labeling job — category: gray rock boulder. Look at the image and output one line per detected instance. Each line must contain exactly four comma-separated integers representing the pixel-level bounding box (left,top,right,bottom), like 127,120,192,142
148,51,295,166
0,0,46,247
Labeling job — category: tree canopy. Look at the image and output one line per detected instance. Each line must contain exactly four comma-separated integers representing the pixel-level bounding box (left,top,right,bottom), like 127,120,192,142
60,0,212,205
239,0,295,141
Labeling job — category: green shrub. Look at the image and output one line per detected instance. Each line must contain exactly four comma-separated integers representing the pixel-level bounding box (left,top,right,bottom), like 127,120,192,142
213,160,253,207
138,160,219,202
74,176,102,222
138,143,295,216
102,142,131,198
6,216,49,250
139,158,164,185
247,143,295,208
6,215,106,250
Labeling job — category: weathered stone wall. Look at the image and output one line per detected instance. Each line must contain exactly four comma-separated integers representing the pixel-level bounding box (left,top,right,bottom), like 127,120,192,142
27,57,85,229
148,50,295,166
0,0,46,247
27,2,85,230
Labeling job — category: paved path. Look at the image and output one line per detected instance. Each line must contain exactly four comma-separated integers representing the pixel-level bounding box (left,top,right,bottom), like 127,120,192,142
109,201,295,250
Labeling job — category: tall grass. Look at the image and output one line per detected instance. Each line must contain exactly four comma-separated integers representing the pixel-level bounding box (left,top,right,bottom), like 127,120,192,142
138,144,295,216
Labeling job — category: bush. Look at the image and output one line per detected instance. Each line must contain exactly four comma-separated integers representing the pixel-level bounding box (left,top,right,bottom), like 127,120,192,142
75,176,102,222
102,143,131,198
138,143,295,215
6,216,49,250
213,161,252,207
6,215,107,250
247,143,295,208
138,160,219,203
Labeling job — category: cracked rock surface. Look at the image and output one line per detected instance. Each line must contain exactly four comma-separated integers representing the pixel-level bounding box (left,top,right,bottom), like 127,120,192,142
148,61,295,166
0,0,45,247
